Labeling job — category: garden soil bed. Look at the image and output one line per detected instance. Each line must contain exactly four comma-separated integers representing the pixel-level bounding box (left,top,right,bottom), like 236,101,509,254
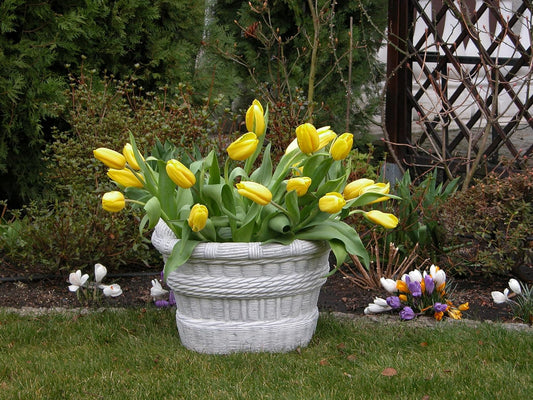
0,264,522,323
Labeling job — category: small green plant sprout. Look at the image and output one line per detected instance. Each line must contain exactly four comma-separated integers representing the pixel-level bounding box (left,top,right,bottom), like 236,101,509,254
364,265,469,321
491,278,533,324
68,264,122,305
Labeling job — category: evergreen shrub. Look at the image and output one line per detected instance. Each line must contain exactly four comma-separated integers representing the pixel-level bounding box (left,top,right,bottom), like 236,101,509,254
0,0,204,204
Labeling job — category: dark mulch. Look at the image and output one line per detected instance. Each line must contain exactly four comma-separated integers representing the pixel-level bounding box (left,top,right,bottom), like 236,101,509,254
0,264,521,323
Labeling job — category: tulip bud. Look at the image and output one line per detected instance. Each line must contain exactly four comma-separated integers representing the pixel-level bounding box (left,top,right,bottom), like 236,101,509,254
318,192,346,213
364,210,399,229
329,132,353,160
123,143,144,170
166,159,196,189
93,148,126,169
236,181,272,205
295,123,320,154
187,204,209,232
317,126,337,150
362,182,390,204
107,168,144,188
226,132,259,161
245,99,266,137
343,178,375,200
102,191,126,212
286,177,312,197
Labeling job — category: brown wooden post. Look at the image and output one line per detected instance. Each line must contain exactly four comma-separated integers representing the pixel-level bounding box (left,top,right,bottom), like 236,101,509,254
385,0,413,163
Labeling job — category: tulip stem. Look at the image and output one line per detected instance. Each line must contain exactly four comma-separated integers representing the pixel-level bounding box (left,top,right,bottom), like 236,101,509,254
269,200,290,216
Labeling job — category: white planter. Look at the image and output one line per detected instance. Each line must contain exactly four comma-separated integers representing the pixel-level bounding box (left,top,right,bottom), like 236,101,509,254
151,220,330,354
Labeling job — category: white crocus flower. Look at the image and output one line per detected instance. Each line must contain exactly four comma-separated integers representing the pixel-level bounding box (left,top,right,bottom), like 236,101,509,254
68,270,89,292
433,269,446,288
408,269,423,283
364,297,392,314
380,277,398,293
150,279,169,299
102,284,123,297
94,263,107,284
508,279,522,295
491,288,510,304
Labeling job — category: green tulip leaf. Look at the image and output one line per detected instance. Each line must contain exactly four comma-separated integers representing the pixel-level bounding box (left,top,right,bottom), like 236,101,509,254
157,160,178,220
250,143,273,185
144,196,161,229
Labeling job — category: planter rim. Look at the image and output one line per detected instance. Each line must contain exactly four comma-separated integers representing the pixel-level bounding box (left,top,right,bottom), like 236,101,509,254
152,219,329,260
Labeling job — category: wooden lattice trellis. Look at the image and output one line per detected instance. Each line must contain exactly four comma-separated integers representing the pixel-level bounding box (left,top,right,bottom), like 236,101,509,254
385,0,533,177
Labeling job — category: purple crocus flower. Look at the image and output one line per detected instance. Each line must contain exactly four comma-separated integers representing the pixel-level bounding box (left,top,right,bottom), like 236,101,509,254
434,302,448,313
155,300,170,308
424,274,435,295
386,296,402,309
400,306,416,320
168,291,176,306
408,280,422,297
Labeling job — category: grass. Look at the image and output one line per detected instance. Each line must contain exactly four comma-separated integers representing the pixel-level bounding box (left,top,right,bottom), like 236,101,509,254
0,308,531,399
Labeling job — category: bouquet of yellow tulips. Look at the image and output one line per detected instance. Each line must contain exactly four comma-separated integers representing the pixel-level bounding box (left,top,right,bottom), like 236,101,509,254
93,100,399,277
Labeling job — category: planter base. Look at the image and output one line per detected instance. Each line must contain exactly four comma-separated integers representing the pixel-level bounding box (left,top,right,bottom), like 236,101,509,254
152,220,330,354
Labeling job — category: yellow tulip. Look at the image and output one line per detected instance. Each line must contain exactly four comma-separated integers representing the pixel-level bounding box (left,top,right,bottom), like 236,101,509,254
295,123,320,154
188,204,209,232
226,132,259,161
329,132,353,160
93,148,126,169
364,210,399,229
318,192,346,213
107,168,144,188
343,178,375,200
317,126,337,150
291,162,303,176
102,191,125,212
245,99,266,137
362,182,390,204
166,159,196,189
122,143,144,170
286,177,312,197
236,181,272,205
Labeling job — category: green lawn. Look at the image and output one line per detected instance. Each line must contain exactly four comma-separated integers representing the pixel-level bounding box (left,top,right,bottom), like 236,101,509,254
0,308,531,399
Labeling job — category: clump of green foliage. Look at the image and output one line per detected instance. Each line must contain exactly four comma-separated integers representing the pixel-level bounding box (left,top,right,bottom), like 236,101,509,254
439,168,533,276
0,72,225,273
0,0,205,204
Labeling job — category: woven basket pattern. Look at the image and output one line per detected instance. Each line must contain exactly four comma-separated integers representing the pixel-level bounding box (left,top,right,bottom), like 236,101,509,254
152,220,330,354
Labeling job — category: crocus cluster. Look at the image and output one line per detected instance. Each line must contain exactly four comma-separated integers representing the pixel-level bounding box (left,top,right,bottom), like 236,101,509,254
365,265,469,321
150,271,176,308
68,263,123,303
492,278,533,323
93,99,400,277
